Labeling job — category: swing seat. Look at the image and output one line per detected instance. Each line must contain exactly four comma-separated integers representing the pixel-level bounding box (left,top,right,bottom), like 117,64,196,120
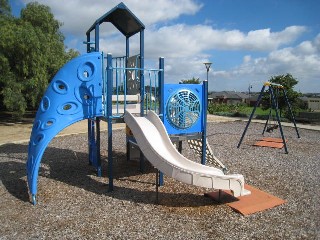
266,124,278,133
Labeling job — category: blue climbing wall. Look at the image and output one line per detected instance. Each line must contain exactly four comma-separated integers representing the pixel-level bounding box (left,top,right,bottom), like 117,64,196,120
27,52,103,198
163,84,203,135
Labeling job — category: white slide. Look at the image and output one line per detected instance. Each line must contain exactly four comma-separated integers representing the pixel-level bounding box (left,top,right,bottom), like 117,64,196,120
124,111,251,197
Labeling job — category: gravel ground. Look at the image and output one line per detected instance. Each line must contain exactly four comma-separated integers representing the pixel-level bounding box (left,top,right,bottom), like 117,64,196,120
0,121,319,239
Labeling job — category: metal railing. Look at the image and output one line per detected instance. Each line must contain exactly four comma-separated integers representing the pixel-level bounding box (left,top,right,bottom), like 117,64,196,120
103,53,164,119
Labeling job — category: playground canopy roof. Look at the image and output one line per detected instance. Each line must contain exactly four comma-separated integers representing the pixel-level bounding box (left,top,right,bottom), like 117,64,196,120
86,2,145,38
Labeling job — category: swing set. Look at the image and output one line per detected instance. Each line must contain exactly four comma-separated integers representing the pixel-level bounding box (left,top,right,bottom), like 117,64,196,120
237,81,300,153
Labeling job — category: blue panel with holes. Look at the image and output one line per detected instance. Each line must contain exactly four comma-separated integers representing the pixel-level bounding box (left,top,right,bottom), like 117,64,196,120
27,52,103,197
163,84,203,135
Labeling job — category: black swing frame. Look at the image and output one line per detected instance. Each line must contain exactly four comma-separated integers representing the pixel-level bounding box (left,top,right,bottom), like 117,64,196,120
237,82,300,154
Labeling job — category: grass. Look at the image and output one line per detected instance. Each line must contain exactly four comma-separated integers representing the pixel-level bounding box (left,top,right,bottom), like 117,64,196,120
211,106,300,123
240,107,270,116
208,103,271,118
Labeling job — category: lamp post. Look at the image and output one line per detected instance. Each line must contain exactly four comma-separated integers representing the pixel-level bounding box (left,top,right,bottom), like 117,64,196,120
248,84,252,106
201,62,211,165
204,62,212,81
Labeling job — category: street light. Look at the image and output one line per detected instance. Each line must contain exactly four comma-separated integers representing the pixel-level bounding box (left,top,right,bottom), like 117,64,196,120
248,84,252,106
248,84,252,95
204,62,212,81
202,62,212,165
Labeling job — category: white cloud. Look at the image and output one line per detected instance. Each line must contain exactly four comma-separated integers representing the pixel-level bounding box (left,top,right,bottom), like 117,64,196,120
144,25,307,58
213,34,320,92
243,55,251,63
164,56,208,82
22,0,202,37
124,0,202,26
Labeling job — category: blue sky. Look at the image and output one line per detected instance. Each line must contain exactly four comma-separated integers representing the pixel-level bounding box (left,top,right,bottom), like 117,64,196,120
10,0,320,93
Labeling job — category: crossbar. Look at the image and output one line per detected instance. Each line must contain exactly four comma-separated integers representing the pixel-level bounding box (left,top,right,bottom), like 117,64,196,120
112,94,140,102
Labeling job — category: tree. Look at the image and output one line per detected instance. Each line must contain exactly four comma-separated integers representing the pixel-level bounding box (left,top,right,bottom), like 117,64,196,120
262,74,301,119
180,77,200,84
0,2,80,118
0,0,11,17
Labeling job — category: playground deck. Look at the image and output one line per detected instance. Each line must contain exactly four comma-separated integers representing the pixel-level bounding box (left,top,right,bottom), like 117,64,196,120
1,121,319,239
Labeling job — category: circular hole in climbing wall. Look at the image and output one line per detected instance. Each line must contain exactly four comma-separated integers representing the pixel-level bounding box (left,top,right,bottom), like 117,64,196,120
53,80,68,94
57,102,82,115
41,96,50,112
75,86,93,105
33,133,45,145
57,102,80,115
83,71,89,78
77,61,95,82
41,118,56,130
63,104,72,110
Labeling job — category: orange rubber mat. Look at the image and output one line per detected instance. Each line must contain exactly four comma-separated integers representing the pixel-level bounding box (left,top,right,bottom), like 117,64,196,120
261,137,287,143
254,141,284,148
205,184,286,215
253,137,287,149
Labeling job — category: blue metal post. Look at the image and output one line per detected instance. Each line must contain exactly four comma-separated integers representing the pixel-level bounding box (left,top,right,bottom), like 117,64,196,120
138,29,145,172
89,29,99,176
102,55,108,118
126,37,129,57
153,72,157,112
201,80,208,165
87,27,97,168
124,44,131,156
86,33,90,53
95,24,99,52
158,57,164,186
126,36,129,106
237,84,266,148
107,53,113,191
96,117,101,176
140,29,145,116
88,119,95,165
85,30,95,159
159,57,164,118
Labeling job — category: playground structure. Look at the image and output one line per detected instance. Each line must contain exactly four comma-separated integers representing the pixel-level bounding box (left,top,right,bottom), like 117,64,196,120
237,81,300,153
26,2,250,205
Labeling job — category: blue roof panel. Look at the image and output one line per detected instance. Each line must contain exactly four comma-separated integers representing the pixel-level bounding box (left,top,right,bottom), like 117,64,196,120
87,2,145,37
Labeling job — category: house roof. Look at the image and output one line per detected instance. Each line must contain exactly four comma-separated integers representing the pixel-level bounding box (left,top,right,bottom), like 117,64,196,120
86,2,145,38
209,91,249,100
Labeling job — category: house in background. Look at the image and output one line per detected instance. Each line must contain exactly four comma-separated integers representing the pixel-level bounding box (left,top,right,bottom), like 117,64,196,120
308,98,320,111
208,91,250,105
299,97,320,111
208,91,320,117
246,93,260,107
